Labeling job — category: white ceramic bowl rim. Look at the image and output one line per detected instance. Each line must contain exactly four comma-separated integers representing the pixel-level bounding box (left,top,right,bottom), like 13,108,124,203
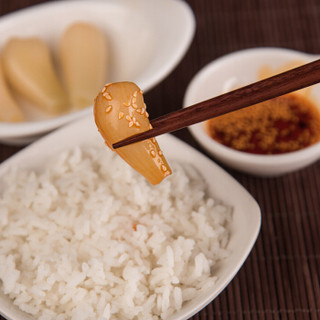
0,108,89,138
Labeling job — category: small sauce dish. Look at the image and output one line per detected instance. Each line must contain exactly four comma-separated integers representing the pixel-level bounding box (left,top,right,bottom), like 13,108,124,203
183,47,320,176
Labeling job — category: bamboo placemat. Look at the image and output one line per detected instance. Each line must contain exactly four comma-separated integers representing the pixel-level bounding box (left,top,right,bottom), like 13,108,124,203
0,0,319,319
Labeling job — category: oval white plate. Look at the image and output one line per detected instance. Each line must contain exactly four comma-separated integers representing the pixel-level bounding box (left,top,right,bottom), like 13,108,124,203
184,47,320,176
0,0,195,145
0,115,260,320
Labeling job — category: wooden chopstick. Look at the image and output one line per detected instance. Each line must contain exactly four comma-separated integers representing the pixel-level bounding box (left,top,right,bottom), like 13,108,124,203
112,59,320,149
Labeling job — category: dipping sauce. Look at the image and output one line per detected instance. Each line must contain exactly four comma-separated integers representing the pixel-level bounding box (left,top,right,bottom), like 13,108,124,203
206,93,320,154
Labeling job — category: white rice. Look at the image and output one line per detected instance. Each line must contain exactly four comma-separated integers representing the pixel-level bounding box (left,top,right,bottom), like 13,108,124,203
0,145,232,320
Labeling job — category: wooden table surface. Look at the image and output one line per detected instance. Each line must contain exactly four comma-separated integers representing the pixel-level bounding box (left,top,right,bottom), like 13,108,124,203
0,0,319,319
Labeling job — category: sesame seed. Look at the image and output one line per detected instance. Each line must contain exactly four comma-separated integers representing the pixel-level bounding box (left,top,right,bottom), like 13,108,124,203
133,103,138,109
103,92,112,100
161,165,168,172
118,112,124,119
136,108,141,114
152,138,156,143
133,91,138,97
140,90,144,94
126,115,131,121
105,105,112,113
129,122,134,127
123,102,130,107
158,150,163,156
150,150,156,157
145,111,149,118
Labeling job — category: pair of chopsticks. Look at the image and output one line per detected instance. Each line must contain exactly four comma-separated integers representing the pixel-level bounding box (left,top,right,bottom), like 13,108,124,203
113,59,320,149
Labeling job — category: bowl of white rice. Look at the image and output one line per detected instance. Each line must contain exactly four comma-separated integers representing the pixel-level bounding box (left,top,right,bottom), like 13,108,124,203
0,116,261,320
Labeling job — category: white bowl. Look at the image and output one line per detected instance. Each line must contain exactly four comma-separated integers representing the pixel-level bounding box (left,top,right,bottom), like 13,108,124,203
0,115,261,320
183,47,320,176
0,0,195,145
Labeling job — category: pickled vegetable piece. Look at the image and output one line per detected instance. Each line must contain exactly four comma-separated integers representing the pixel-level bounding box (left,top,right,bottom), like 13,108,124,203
59,22,108,110
2,37,69,115
0,62,24,122
94,82,172,185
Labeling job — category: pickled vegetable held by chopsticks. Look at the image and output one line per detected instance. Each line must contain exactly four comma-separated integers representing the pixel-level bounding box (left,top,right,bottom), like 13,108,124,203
94,82,172,185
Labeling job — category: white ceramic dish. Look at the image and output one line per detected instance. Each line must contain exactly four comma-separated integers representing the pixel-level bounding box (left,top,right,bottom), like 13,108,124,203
0,0,195,145
0,115,261,320
183,47,320,176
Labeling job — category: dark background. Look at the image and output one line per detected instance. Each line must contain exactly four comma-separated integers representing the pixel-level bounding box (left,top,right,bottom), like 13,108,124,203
0,0,319,319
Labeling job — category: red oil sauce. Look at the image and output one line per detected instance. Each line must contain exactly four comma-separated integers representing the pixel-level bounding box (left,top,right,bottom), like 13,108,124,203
206,93,320,154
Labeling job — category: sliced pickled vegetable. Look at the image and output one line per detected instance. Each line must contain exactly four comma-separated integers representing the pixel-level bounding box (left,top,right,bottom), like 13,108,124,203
2,37,69,115
94,82,172,185
0,62,24,122
59,22,108,110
